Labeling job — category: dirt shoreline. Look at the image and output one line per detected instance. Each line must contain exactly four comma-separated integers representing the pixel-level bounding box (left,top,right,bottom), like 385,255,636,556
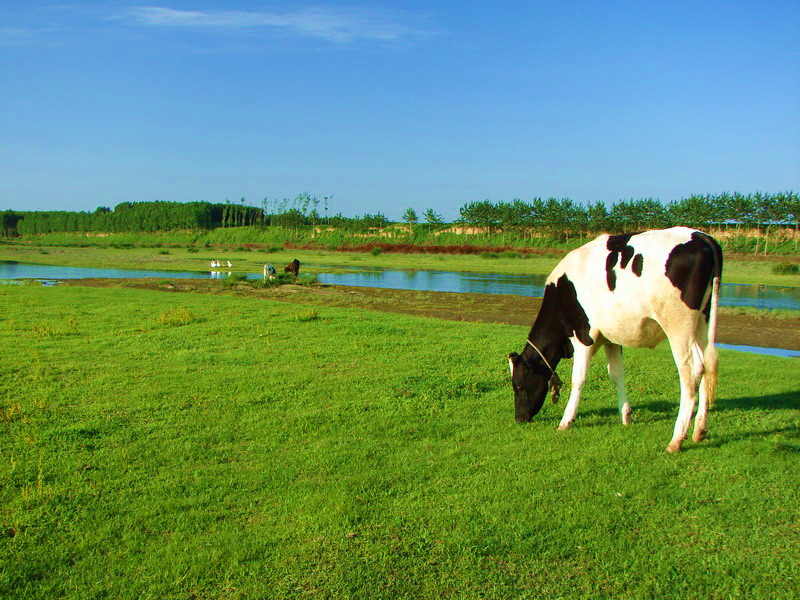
60,277,800,352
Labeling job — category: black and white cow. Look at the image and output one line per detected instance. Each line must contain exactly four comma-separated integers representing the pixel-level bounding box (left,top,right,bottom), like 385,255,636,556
508,227,723,453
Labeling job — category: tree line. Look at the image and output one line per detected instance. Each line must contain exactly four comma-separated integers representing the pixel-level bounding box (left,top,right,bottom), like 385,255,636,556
14,201,263,235
6,192,798,243
455,192,799,240
9,196,394,235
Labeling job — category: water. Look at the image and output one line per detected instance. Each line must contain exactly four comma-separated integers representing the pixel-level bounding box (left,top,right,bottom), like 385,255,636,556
316,268,800,311
717,344,800,359
2,260,799,311
0,261,212,281
317,269,548,297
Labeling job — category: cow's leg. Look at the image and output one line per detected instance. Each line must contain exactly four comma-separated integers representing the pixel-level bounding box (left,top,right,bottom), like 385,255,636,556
558,343,596,430
604,343,630,425
666,336,701,453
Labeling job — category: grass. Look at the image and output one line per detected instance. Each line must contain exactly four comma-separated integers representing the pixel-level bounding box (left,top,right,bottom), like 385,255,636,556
773,262,800,275
1,284,798,599
158,307,197,327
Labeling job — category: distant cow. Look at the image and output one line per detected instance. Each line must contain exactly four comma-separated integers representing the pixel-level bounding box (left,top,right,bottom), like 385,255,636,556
508,227,722,453
284,259,300,277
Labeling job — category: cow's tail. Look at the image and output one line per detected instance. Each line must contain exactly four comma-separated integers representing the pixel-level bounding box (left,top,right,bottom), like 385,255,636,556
704,274,720,409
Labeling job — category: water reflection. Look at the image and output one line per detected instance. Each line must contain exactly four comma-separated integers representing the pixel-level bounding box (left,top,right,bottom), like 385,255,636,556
317,269,548,297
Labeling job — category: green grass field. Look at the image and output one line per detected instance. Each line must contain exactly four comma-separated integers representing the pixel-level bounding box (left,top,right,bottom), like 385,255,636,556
2,284,798,599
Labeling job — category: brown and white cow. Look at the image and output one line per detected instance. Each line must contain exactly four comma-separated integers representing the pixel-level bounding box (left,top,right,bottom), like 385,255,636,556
508,227,723,452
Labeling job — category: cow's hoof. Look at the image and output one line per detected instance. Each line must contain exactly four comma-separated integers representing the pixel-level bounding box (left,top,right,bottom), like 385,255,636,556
621,413,632,426
666,441,682,453
692,429,708,442
557,424,571,431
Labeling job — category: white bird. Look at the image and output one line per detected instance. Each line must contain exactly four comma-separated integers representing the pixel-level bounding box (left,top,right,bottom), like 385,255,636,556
226,260,232,267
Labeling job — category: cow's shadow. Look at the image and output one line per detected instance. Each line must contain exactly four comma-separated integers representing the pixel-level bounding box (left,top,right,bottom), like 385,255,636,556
552,391,799,451
567,401,675,423
575,390,799,419
713,390,799,412
699,425,800,453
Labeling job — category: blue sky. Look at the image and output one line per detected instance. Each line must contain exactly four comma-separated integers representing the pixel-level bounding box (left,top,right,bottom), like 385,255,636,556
1,1,798,220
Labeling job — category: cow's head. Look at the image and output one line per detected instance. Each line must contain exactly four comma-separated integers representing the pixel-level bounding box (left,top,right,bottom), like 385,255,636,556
508,352,550,422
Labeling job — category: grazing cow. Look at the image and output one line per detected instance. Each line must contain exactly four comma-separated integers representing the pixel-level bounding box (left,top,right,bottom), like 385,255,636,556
284,259,300,277
508,227,723,453
264,264,277,280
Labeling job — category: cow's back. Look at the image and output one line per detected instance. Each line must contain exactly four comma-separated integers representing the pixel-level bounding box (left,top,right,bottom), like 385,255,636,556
546,227,711,348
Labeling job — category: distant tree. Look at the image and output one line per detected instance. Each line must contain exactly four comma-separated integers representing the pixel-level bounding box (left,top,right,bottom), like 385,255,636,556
458,200,500,233
360,213,389,229
586,201,609,234
295,192,312,218
785,192,800,250
272,208,305,229
402,208,418,226
311,196,321,227
323,195,332,224
423,208,444,226
1,210,23,237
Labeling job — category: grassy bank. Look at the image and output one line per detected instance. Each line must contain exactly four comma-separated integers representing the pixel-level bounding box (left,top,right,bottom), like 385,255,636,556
3,227,580,253
11,223,800,257
1,284,798,599
2,239,800,287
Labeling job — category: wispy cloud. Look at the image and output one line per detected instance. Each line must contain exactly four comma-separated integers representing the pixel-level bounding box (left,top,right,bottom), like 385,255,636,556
124,5,435,44
0,27,40,46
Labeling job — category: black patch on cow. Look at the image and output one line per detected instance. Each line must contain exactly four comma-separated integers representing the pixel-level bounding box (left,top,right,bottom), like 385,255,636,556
606,233,635,253
528,274,594,364
605,251,618,291
620,245,635,269
605,233,640,291
632,253,644,277
555,274,594,347
665,232,723,311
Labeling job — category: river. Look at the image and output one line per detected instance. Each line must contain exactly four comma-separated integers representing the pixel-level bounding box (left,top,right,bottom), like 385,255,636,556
2,260,800,311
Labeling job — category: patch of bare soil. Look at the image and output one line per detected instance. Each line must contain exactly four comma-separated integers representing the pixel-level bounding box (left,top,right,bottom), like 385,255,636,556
62,278,800,351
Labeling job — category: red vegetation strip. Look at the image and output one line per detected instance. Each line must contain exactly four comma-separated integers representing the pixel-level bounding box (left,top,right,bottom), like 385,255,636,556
282,242,561,256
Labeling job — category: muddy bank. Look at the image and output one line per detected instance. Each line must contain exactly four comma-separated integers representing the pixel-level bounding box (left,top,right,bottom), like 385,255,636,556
62,278,800,352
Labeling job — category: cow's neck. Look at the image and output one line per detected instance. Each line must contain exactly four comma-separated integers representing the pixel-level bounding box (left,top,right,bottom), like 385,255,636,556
523,317,566,373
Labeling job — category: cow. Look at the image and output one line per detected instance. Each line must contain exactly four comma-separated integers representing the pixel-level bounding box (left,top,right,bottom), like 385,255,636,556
508,227,723,453
284,259,300,277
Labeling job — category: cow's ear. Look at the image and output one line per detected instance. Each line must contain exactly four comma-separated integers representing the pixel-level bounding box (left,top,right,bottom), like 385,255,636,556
507,352,519,375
